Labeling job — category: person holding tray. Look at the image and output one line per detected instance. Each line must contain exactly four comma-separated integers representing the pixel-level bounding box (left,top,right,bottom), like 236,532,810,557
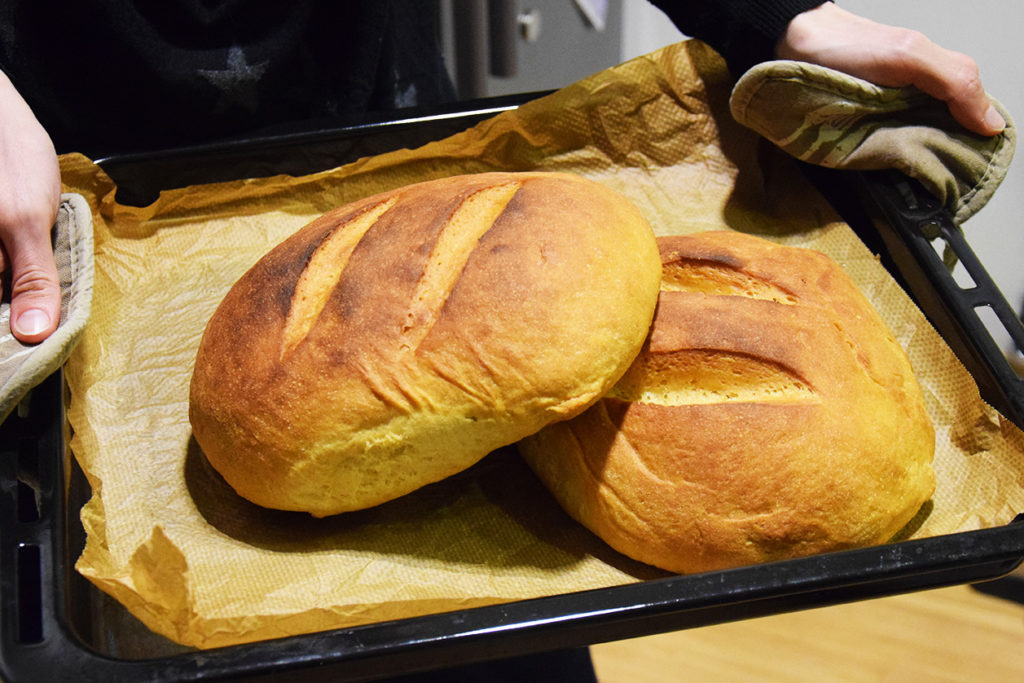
0,1,1010,681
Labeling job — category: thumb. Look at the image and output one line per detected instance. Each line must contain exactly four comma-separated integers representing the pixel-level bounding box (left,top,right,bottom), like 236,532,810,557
4,225,61,344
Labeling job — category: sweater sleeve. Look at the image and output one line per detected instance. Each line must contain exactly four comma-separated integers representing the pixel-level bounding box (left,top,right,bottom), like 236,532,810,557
648,0,829,74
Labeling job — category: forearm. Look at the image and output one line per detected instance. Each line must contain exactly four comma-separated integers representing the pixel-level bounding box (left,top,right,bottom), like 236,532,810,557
648,0,829,73
0,69,39,135
0,69,60,233
0,68,62,342
648,1,1002,136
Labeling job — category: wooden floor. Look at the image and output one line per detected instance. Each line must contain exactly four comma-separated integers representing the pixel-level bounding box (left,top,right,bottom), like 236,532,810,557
590,581,1024,682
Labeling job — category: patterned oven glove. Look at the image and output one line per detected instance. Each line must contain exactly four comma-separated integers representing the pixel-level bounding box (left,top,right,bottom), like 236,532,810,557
730,60,1016,226
0,194,94,423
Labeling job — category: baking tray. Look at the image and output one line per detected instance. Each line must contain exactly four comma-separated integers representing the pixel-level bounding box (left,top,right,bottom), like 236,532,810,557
2,97,1024,682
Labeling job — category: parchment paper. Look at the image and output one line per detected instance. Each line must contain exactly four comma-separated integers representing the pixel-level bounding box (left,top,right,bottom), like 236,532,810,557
62,41,1024,650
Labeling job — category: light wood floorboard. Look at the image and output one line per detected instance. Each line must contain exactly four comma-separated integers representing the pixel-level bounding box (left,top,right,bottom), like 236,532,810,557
590,583,1024,682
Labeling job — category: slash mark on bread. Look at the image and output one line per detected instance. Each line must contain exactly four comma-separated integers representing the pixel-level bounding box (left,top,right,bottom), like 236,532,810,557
642,256,812,405
661,259,798,304
401,181,521,350
607,350,816,406
281,198,397,358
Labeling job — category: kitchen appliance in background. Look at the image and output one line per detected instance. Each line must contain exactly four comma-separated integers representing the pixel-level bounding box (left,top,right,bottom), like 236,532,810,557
440,0,623,99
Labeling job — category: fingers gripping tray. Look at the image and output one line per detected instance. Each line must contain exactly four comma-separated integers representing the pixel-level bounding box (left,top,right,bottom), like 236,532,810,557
3,42,1024,681
0,194,94,423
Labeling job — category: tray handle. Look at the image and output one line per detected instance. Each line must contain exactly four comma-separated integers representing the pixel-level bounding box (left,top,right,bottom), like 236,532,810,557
854,169,1024,428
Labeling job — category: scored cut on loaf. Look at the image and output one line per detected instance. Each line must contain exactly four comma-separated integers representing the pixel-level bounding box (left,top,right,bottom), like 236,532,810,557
189,171,662,516
518,231,936,574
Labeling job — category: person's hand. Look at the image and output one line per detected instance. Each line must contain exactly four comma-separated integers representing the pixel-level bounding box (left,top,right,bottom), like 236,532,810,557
0,70,61,344
777,2,1006,137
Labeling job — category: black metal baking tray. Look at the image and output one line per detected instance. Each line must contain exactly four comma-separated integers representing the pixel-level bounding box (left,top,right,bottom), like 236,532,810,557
2,97,1023,682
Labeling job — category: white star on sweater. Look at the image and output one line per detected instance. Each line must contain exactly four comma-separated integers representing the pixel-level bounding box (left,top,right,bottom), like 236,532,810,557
197,46,269,112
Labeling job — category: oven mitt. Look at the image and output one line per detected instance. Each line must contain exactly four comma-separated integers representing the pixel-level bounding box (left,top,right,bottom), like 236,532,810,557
1,193,94,423
730,60,1016,226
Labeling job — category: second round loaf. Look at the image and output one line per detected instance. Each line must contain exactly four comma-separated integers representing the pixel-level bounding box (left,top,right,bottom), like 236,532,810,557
519,231,936,574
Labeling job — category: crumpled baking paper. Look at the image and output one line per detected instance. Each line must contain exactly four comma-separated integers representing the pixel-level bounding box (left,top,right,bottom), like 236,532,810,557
62,40,1024,650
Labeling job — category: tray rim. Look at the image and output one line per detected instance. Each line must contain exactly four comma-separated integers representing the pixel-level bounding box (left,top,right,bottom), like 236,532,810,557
2,377,1021,681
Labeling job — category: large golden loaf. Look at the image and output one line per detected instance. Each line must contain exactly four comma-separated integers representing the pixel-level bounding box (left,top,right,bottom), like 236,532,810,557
189,172,662,516
519,231,936,574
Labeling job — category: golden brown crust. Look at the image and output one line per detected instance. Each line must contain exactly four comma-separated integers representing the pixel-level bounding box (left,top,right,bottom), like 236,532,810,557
519,231,936,573
189,172,662,516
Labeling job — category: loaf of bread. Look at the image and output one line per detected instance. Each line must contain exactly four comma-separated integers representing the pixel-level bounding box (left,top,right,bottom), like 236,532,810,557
519,231,936,574
189,172,662,516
